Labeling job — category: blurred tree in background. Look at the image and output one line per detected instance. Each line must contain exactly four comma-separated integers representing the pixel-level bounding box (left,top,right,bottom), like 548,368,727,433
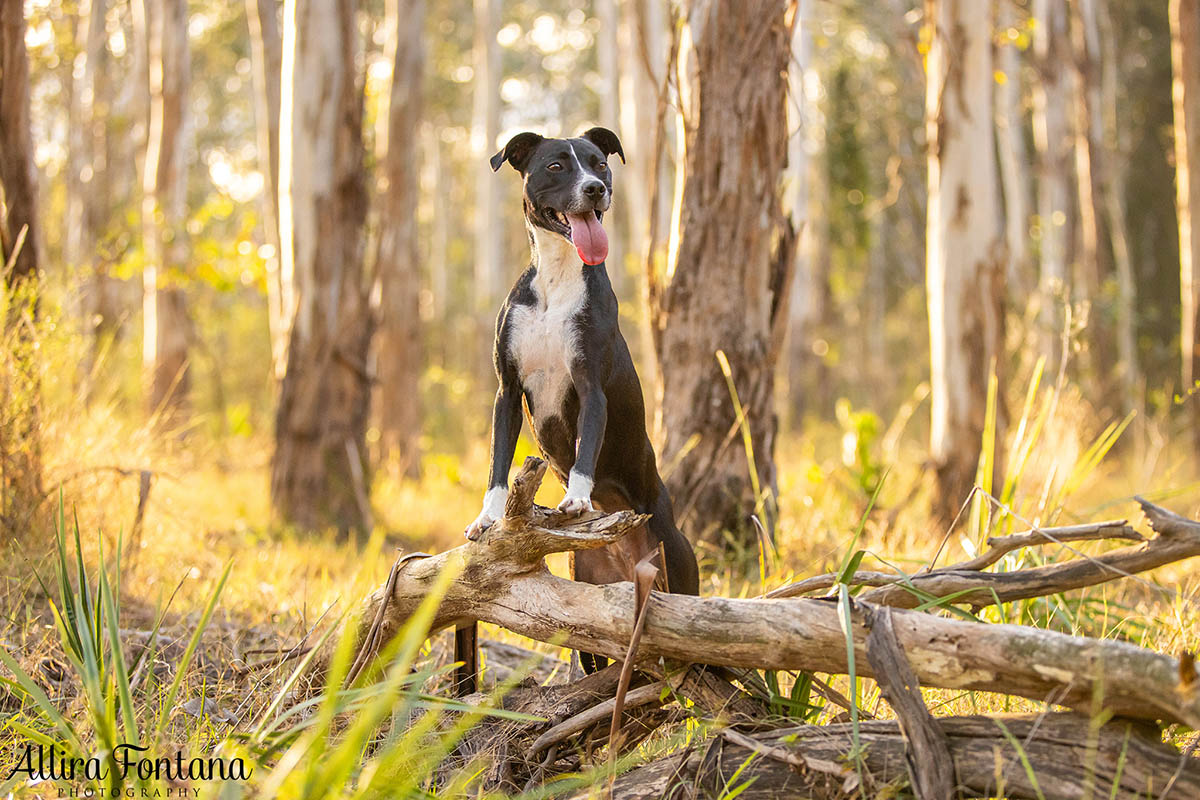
1,0,44,537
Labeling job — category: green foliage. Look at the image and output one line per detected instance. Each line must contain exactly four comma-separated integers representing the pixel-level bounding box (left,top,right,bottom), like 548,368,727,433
834,398,883,498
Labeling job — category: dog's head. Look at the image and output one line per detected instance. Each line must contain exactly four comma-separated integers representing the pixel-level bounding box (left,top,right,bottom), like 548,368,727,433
490,127,625,266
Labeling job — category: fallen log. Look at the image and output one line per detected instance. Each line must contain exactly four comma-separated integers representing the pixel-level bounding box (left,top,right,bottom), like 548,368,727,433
594,713,1200,799
311,457,1200,728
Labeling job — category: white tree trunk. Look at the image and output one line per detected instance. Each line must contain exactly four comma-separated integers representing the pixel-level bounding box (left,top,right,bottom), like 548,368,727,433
1172,0,1200,437
925,0,1007,519
66,0,106,281
246,0,286,378
784,2,828,422
67,0,117,387
142,0,192,417
373,0,424,480
597,0,625,295
272,0,373,532
619,0,667,397
471,0,502,310
994,0,1031,293
1032,0,1073,364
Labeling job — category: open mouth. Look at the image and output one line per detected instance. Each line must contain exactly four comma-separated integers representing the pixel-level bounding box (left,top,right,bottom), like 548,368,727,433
546,208,601,230
544,207,609,266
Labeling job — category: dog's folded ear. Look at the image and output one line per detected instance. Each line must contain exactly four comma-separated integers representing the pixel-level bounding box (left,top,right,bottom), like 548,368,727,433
490,132,544,173
581,127,625,164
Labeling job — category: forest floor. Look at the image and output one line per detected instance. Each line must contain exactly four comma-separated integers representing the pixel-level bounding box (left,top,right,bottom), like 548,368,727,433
4,376,1200,795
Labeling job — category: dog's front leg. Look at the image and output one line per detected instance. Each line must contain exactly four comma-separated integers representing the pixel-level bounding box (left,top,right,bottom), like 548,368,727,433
559,375,606,515
466,376,522,540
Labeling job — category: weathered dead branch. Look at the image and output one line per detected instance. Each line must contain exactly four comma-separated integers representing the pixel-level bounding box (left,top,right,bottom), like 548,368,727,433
595,713,1200,799
764,510,1194,610
311,457,1200,729
864,605,954,800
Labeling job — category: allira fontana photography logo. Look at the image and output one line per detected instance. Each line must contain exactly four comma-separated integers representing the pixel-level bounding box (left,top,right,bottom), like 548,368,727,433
4,742,251,794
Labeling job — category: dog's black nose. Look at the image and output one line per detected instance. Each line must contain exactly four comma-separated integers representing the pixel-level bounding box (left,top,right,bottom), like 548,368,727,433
582,181,606,198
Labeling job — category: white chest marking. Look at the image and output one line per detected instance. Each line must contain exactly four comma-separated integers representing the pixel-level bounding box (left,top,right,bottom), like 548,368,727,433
508,228,587,419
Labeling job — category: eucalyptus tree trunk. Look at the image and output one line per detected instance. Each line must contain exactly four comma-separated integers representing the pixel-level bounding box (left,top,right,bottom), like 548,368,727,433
245,0,286,378
618,0,668,392
0,0,40,289
1071,0,1104,300
597,0,625,296
68,0,116,388
995,0,1031,294
652,0,797,544
66,0,104,278
784,3,830,424
373,0,424,480
272,0,373,533
472,0,502,311
925,0,1008,522
142,0,192,417
0,0,44,527
1097,1,1140,422
1171,0,1200,444
1031,0,1073,367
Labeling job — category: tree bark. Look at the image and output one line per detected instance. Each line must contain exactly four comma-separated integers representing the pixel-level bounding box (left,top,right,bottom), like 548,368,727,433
0,0,44,531
373,0,424,480
1032,0,1074,368
245,0,286,379
272,0,373,533
925,0,1007,521
142,0,192,418
652,0,797,543
0,0,41,289
1171,0,1200,444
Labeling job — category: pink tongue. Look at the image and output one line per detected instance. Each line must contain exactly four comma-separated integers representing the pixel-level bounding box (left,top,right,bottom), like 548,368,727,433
567,213,608,266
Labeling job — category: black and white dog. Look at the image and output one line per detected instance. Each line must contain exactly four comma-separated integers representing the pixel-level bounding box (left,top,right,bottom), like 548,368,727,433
466,127,699,615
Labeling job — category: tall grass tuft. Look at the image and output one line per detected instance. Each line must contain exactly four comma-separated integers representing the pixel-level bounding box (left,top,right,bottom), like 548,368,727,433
0,495,231,796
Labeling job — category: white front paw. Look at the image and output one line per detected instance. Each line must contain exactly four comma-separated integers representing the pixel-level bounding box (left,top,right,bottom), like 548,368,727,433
557,495,594,516
558,470,594,516
465,486,508,540
465,511,494,541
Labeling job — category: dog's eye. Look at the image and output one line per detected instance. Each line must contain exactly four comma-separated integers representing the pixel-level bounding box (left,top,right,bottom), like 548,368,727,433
596,162,608,172
547,162,563,172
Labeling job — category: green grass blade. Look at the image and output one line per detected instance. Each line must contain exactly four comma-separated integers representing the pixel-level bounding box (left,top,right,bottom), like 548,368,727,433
0,646,84,752
99,559,138,745
152,559,233,745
